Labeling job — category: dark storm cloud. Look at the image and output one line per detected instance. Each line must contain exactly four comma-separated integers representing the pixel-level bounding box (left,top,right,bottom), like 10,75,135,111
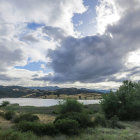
35,0,140,83
48,35,124,83
35,35,125,83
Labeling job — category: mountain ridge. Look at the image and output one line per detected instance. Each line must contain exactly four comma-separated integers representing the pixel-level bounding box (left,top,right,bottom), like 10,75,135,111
0,85,109,98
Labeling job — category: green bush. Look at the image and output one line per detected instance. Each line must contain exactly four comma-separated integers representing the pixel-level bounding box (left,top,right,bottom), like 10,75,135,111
101,80,140,120
0,129,37,140
43,123,58,136
107,115,125,129
54,99,93,135
54,112,91,128
0,101,10,107
101,92,120,119
15,118,80,136
94,113,107,127
14,113,39,123
93,113,125,129
0,111,5,117
59,99,84,114
4,111,16,120
15,121,57,136
55,118,80,135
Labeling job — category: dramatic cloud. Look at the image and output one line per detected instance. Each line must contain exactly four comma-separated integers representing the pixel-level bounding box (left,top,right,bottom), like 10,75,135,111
43,26,67,41
36,0,140,84
0,0,86,35
0,0,139,89
96,0,120,34
0,0,87,86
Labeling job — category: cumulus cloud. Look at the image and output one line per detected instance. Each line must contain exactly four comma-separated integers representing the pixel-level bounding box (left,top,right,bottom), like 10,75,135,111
36,35,124,83
0,0,140,88
0,68,49,87
0,74,14,81
0,0,87,86
36,0,140,84
43,26,67,41
0,39,27,71
96,0,120,34
0,0,86,35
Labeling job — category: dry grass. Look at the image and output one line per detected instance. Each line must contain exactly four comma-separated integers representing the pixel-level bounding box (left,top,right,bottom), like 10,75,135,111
36,114,56,124
0,116,13,130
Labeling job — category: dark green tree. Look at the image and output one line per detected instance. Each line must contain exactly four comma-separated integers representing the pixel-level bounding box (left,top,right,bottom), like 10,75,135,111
101,80,140,120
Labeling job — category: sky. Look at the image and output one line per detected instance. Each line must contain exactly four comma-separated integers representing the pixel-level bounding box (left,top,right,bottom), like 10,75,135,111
0,0,140,90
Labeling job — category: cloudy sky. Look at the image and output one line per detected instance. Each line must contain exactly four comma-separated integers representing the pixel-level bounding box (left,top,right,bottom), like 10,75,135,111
0,0,140,89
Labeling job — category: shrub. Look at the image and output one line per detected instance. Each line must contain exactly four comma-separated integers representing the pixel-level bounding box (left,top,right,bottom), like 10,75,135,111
15,121,58,136
4,111,16,120
101,80,140,120
43,123,58,136
0,129,37,140
94,113,107,127
0,101,10,107
107,115,125,129
54,112,91,128
11,103,19,106
59,99,84,114
55,119,80,135
0,111,5,117
14,113,39,123
93,113,125,129
101,92,120,119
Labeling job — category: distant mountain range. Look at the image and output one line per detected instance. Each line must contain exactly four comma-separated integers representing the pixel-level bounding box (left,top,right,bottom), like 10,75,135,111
27,86,109,93
0,85,109,98
27,86,60,91
0,86,29,98
80,88,110,93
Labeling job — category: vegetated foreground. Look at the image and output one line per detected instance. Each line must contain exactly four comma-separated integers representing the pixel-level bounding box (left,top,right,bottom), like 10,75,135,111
0,80,139,140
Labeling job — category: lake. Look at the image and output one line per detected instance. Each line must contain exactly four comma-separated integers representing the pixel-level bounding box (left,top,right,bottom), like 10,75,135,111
0,98,100,107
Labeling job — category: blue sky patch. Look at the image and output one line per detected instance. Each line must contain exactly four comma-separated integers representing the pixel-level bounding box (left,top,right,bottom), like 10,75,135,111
27,22,44,30
73,0,98,36
15,61,52,73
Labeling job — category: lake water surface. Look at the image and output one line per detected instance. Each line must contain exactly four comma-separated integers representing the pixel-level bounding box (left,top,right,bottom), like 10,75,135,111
0,98,100,107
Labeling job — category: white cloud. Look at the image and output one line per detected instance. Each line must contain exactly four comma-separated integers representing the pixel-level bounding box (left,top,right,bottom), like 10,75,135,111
34,0,140,89
126,49,140,68
0,0,87,86
0,0,139,89
51,81,121,90
0,0,86,36
96,0,120,34
40,64,46,69
0,68,48,86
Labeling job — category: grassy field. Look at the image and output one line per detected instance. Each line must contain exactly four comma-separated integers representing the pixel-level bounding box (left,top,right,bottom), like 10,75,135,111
0,103,140,140
41,122,140,140
0,121,139,140
0,104,59,114
0,116,13,130
0,103,100,114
